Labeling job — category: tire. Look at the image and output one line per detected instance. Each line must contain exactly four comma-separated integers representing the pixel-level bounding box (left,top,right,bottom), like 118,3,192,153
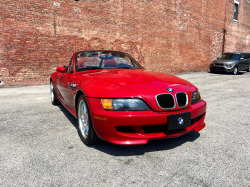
50,81,60,105
247,65,250,72
77,95,99,145
232,67,238,75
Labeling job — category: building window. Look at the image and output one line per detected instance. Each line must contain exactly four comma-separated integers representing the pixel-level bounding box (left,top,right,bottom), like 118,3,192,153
234,1,239,20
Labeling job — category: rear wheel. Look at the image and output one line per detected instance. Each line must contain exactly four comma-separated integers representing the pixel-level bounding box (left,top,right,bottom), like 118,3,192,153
232,67,238,75
50,81,60,105
77,95,99,145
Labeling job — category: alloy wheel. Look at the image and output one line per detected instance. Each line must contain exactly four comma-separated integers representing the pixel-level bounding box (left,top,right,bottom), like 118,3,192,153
234,67,238,75
78,100,89,139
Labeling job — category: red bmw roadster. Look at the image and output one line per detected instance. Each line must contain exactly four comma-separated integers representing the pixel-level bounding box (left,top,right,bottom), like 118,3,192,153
50,50,206,145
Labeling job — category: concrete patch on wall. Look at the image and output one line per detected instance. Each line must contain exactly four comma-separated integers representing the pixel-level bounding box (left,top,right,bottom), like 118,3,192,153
175,0,190,31
74,7,81,13
246,35,250,46
212,32,223,60
53,2,60,7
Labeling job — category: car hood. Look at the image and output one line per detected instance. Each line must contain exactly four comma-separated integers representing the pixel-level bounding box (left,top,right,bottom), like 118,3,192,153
74,69,196,111
212,59,237,64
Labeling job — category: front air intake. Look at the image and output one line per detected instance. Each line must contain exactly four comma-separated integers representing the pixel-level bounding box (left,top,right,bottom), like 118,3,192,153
176,92,188,108
156,94,175,109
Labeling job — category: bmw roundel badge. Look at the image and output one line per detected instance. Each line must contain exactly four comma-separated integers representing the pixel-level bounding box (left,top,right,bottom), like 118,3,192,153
178,117,184,126
167,88,174,92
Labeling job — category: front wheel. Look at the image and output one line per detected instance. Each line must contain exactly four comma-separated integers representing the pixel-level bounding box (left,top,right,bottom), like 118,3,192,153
77,95,99,145
50,81,60,105
232,67,238,75
247,65,250,72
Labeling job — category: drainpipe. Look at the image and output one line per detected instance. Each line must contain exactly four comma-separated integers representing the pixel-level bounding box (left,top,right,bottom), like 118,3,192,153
222,29,227,54
222,0,228,54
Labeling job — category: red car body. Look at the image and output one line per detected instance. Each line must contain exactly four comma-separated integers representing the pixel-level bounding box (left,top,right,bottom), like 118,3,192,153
51,50,206,145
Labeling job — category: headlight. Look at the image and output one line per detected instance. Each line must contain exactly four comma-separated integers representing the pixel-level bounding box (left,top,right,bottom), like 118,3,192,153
191,91,201,104
101,99,150,111
224,62,235,68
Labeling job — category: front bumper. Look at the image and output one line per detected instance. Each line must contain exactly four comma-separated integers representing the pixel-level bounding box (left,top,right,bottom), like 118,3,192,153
210,64,234,72
87,98,207,145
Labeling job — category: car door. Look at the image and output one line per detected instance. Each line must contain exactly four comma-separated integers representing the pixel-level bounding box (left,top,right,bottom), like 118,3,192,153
245,54,250,70
56,57,74,106
244,54,249,70
65,54,80,111
67,54,81,111
241,54,249,70
238,54,245,71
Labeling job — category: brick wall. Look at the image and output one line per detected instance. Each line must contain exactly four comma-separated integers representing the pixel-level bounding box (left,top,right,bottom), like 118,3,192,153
224,0,250,52
0,0,249,87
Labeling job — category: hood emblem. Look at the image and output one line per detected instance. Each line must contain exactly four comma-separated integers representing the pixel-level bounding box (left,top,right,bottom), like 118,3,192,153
178,117,184,126
167,88,174,92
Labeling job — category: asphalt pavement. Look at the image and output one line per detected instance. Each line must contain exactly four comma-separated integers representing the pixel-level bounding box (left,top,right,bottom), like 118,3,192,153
0,71,250,186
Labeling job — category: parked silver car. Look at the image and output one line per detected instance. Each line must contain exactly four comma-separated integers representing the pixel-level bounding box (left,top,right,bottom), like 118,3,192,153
209,52,250,75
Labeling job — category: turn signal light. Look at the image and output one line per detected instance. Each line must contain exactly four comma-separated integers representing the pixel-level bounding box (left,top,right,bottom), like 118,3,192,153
93,115,107,121
100,99,113,110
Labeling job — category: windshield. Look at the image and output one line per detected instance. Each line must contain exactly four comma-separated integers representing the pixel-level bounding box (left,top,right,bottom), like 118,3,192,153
76,51,144,72
219,53,240,60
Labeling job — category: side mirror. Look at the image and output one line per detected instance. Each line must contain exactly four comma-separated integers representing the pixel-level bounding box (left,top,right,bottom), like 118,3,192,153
56,66,67,73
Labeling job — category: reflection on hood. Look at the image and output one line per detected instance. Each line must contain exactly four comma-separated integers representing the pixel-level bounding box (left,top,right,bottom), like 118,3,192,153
212,59,237,64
